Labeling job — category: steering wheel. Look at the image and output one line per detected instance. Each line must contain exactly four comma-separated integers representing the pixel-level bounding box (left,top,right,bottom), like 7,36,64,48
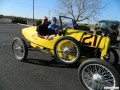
58,27,71,36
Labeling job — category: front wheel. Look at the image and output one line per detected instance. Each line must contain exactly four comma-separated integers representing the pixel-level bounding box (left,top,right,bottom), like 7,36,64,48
54,36,81,65
78,58,120,90
12,38,28,61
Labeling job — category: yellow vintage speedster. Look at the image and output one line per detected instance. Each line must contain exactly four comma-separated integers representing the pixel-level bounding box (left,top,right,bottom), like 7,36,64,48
12,16,120,89
12,16,118,65
12,16,109,62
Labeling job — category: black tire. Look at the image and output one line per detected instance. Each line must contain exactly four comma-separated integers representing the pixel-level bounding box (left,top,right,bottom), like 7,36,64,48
78,58,120,90
12,38,28,61
54,36,81,65
107,48,119,66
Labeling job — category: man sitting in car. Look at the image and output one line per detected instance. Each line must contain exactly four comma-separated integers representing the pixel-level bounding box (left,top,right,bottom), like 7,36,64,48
36,16,56,40
48,17,60,34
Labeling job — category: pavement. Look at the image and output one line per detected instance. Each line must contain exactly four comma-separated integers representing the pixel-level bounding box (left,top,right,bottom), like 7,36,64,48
0,23,83,90
0,22,120,90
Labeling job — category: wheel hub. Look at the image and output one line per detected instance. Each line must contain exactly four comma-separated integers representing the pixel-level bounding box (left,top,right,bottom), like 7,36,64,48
93,74,102,82
16,46,23,52
63,47,70,54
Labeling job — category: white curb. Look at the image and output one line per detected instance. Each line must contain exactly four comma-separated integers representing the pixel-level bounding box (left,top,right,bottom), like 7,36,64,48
17,23,32,26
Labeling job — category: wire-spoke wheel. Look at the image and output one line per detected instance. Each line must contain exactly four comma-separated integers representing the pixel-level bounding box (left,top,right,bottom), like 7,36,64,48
54,36,81,64
12,38,28,61
78,58,120,90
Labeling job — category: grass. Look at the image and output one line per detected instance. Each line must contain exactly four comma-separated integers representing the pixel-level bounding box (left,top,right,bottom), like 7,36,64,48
0,18,11,23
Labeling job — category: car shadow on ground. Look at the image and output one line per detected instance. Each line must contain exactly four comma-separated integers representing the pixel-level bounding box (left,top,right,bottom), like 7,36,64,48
23,58,120,74
23,58,80,69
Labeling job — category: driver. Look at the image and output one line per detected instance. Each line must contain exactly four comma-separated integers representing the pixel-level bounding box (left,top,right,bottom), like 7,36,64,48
36,16,56,40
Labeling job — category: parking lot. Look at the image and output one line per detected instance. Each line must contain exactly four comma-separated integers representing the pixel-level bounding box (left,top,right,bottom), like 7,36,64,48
0,23,84,90
0,22,120,90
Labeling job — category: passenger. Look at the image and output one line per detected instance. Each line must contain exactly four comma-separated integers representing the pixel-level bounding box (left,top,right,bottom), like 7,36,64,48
36,16,56,40
48,17,60,34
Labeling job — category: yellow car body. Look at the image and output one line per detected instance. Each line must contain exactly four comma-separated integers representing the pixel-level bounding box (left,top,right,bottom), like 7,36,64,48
22,26,110,61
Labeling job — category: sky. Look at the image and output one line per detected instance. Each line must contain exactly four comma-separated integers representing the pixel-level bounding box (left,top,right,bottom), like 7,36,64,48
0,0,120,23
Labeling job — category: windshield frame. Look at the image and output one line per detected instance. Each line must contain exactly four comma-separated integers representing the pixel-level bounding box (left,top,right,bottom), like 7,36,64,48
59,16,74,30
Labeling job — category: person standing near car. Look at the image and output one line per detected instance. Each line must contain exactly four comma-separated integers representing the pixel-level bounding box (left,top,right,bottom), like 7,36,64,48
73,20,78,30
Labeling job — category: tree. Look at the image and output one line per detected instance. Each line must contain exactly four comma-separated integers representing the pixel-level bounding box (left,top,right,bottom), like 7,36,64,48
56,0,105,22
0,15,4,18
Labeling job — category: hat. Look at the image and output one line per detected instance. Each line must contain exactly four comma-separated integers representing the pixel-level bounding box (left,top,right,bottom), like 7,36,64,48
42,16,48,20
52,17,57,21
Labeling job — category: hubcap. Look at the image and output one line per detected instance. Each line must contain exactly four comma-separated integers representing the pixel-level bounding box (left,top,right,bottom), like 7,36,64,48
93,74,102,82
63,47,70,54
16,46,23,52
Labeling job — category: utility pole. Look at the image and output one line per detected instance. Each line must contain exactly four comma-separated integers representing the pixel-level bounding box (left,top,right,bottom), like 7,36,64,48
33,0,35,26
49,9,51,21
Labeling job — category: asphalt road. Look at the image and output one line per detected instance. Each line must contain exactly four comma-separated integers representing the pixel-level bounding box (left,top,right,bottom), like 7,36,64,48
0,23,83,90
0,23,120,90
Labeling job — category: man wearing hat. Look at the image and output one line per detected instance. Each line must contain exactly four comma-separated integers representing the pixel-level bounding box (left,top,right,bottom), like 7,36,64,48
36,16,50,39
36,16,57,40
48,17,59,34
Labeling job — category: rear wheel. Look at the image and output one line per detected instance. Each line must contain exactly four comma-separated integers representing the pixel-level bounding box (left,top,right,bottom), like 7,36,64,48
54,36,81,65
12,38,28,61
78,58,120,90
107,48,119,66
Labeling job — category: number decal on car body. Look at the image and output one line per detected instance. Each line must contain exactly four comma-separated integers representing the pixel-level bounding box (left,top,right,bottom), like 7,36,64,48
82,33,98,47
